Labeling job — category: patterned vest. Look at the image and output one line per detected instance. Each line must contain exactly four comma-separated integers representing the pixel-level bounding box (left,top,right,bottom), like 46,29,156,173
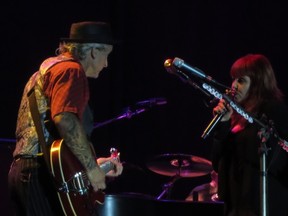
13,55,74,157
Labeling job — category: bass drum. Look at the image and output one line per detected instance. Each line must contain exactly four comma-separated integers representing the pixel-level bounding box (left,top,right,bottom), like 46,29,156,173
96,192,225,216
96,192,156,216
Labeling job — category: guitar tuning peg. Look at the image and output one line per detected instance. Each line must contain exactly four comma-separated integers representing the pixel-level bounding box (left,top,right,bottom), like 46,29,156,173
110,147,117,154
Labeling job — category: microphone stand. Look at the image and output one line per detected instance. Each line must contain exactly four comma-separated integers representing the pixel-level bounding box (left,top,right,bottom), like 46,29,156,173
167,63,288,216
93,107,145,129
258,126,271,216
167,68,212,98
93,98,167,129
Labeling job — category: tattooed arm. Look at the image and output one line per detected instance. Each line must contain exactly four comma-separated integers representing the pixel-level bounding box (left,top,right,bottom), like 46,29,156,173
53,112,106,191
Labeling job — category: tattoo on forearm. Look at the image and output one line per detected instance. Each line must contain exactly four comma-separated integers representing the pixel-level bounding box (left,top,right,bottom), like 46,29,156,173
54,112,96,170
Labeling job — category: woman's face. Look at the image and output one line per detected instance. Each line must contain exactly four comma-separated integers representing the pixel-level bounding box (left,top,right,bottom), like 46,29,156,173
231,75,251,103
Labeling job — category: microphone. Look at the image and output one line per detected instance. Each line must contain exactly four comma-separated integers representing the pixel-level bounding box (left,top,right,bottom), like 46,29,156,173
201,89,235,139
172,57,229,89
164,58,192,83
164,59,177,74
201,112,225,139
172,57,208,79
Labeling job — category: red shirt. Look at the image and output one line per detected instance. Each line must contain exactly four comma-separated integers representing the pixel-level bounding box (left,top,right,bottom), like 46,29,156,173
42,57,89,121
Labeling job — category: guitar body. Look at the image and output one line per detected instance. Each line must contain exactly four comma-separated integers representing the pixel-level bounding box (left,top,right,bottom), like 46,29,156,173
50,139,104,216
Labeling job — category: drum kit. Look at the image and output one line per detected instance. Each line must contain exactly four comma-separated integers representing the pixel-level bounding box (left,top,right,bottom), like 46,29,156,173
97,154,219,216
146,153,213,200
91,98,215,201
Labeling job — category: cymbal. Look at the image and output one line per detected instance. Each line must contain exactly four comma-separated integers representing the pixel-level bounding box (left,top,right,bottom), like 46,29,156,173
146,153,213,177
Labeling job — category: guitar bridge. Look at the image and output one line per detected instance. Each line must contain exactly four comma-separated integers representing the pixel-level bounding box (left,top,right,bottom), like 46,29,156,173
59,171,88,195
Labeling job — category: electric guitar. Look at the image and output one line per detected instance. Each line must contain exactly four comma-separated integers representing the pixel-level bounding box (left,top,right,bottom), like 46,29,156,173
50,139,119,216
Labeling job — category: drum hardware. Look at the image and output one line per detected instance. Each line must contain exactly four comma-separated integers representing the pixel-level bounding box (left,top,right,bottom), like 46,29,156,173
156,174,180,200
146,153,213,200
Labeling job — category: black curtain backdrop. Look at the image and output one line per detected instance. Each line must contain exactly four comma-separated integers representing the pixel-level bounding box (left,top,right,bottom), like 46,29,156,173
1,0,288,215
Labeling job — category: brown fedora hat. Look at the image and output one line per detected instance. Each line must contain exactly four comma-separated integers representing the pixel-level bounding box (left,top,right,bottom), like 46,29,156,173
60,21,117,44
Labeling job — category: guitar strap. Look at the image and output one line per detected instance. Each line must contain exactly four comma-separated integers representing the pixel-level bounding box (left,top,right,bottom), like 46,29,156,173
28,87,51,172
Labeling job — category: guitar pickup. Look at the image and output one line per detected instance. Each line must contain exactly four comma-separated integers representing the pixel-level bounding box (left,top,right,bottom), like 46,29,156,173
58,171,89,195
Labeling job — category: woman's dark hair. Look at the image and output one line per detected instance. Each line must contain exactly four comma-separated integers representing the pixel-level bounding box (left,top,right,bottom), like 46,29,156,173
230,54,283,113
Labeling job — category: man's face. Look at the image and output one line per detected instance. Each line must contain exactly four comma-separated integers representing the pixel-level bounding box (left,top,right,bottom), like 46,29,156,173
86,44,113,78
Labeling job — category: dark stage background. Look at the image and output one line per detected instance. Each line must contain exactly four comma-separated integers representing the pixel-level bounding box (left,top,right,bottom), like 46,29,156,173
1,1,287,215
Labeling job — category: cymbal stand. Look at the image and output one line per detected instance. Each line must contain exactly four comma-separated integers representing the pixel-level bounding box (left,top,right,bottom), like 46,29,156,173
157,174,181,200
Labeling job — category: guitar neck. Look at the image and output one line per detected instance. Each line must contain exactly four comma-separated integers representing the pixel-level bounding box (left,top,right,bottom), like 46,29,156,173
100,161,115,174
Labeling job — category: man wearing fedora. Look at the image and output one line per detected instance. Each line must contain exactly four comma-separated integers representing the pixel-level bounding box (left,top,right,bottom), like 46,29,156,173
8,21,123,215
